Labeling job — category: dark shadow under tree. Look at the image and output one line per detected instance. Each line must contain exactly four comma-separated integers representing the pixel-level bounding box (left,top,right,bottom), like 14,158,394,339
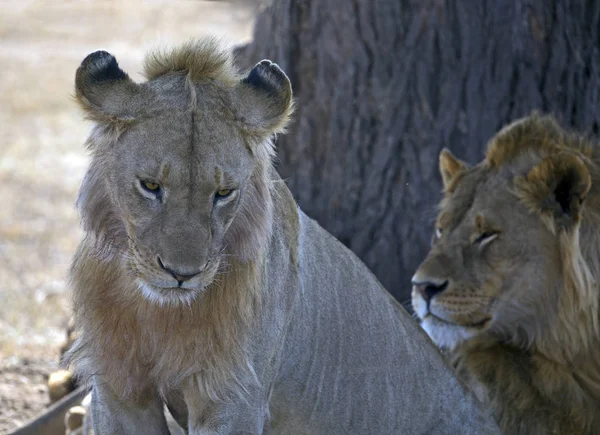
236,0,600,302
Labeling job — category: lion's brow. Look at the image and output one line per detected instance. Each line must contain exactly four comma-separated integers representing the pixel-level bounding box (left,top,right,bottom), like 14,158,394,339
160,162,171,180
213,166,223,186
439,182,478,230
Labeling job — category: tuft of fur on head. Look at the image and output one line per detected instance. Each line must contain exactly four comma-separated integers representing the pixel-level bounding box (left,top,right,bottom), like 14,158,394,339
143,37,239,86
486,112,593,169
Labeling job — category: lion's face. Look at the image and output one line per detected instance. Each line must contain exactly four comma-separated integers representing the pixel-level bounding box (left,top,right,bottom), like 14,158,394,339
109,112,254,303
75,44,293,305
412,165,562,348
412,118,591,349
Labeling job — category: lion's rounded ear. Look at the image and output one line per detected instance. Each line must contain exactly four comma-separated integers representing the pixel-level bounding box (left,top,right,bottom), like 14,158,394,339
439,148,468,190
235,59,294,137
517,153,591,229
75,50,140,122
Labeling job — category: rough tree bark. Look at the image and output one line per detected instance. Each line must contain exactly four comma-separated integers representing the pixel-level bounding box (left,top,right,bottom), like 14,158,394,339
236,0,600,303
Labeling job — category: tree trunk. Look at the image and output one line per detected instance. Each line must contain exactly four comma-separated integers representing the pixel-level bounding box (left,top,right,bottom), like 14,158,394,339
236,0,600,303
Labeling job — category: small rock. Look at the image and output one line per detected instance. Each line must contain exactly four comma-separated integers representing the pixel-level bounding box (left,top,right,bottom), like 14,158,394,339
64,405,86,430
48,369,75,403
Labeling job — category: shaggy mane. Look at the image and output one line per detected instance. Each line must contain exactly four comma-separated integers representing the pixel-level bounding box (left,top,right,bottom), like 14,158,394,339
143,38,239,85
485,114,600,361
485,112,594,169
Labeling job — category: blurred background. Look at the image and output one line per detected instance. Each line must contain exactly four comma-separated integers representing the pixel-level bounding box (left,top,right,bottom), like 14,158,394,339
0,1,256,431
1,0,599,432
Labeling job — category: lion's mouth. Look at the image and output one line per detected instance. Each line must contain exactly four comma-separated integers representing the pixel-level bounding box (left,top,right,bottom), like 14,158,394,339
157,286,195,294
424,312,491,329
136,279,202,305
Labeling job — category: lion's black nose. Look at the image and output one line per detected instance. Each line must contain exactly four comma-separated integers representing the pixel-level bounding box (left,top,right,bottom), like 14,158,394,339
157,257,203,285
412,279,449,302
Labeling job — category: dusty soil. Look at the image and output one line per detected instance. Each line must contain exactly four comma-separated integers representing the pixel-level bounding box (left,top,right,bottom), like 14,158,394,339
0,1,255,432
0,357,59,432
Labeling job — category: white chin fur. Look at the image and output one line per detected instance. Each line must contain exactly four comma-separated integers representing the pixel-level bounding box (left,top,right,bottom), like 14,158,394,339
136,279,199,307
421,317,475,349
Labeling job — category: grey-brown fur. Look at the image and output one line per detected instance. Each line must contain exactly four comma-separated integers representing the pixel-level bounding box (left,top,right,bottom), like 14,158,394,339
67,37,499,434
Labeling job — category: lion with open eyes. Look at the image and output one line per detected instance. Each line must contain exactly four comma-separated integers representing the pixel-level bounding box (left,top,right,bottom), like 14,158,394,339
65,38,498,434
412,114,600,434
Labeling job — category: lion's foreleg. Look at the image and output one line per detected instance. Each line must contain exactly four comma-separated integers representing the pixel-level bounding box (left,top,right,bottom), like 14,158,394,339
182,380,267,435
91,376,171,435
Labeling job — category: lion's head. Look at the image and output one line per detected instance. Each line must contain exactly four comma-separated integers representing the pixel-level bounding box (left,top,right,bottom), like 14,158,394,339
75,39,293,305
412,114,600,360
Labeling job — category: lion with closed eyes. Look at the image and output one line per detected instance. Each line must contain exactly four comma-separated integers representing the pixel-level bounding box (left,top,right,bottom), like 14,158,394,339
412,114,600,434
65,38,498,434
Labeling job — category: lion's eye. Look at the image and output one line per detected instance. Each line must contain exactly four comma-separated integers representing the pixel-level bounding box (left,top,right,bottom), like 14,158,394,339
215,188,233,199
435,228,442,239
141,180,161,193
474,231,498,246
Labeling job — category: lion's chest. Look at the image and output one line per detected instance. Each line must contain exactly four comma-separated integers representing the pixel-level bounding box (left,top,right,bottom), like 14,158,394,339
91,308,207,396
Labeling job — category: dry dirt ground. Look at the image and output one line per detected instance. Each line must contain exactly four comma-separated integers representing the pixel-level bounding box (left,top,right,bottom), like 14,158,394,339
0,2,255,432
